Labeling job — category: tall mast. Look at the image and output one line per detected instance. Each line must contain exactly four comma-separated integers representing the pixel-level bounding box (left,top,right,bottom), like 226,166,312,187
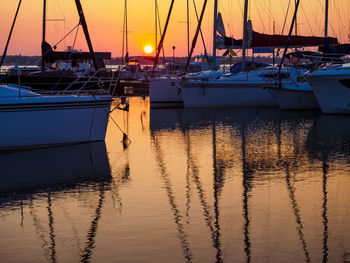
184,0,208,73
295,0,298,35
153,0,175,70
74,0,99,70
125,0,128,57
122,0,126,65
278,0,300,87
324,0,329,47
42,0,47,71
155,0,158,56
0,0,22,69
242,0,249,69
121,0,129,65
187,0,190,57
212,0,218,69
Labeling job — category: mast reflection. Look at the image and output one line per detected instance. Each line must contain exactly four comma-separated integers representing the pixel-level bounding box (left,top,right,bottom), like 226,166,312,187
183,129,217,260
212,123,224,263
47,192,57,263
285,164,310,262
80,184,106,263
322,151,329,263
149,107,344,262
180,116,226,262
0,142,114,263
151,132,193,262
240,124,252,263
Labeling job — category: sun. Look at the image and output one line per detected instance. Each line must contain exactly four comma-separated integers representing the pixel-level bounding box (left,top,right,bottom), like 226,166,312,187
144,45,154,54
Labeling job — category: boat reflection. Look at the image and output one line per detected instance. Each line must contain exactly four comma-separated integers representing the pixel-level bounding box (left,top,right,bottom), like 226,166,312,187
0,142,111,197
306,115,350,163
150,107,319,175
149,107,349,262
0,142,131,263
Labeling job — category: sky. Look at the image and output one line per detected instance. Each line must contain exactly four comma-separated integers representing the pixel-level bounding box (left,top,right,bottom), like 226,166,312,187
0,0,349,57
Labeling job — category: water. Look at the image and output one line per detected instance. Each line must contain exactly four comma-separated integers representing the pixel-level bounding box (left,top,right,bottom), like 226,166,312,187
1,98,350,263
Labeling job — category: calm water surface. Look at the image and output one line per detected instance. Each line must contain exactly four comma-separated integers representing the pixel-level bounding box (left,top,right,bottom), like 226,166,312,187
1,98,350,263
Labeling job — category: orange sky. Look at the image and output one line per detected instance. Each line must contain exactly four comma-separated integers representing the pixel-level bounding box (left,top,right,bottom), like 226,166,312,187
0,0,349,57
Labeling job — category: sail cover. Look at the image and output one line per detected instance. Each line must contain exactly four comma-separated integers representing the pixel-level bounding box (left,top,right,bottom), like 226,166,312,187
217,13,226,37
319,43,350,56
216,20,338,50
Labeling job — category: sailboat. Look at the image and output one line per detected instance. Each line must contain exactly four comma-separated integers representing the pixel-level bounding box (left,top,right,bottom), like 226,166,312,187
180,0,337,108
0,1,113,150
149,0,184,108
304,1,350,114
306,63,350,114
266,0,344,111
149,0,217,108
0,83,112,150
0,0,113,92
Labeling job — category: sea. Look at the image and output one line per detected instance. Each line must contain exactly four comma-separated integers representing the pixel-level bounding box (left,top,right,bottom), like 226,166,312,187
0,97,349,263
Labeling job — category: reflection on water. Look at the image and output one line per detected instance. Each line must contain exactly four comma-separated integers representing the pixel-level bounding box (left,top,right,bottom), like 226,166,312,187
1,98,350,262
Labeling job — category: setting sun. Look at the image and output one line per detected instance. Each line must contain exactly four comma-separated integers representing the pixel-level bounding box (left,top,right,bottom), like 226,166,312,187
144,45,153,54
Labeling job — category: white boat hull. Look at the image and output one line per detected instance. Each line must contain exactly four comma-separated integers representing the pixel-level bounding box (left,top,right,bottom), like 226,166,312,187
0,87,112,150
307,66,350,114
149,78,183,108
180,82,277,107
269,84,319,110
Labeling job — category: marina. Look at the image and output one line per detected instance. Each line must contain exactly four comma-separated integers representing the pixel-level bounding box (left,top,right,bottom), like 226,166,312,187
1,0,350,262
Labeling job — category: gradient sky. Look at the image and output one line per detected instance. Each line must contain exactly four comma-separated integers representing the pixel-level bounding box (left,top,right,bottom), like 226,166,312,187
1,0,349,57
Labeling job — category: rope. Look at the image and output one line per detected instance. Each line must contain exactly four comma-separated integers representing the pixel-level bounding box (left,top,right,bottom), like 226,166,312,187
192,0,209,61
51,23,80,90
108,113,131,144
281,0,292,35
25,23,81,69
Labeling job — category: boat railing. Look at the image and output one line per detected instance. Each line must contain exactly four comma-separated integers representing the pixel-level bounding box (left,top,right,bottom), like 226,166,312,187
36,89,109,96
34,68,118,96
108,70,121,96
51,68,119,96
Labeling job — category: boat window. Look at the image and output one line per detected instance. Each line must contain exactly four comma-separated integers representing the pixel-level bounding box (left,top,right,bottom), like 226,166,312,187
339,79,350,88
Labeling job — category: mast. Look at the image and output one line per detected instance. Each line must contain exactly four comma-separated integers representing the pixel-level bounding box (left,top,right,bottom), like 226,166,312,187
122,0,128,65
212,0,218,69
295,0,298,35
42,0,47,71
125,0,128,58
187,0,190,57
278,0,300,87
0,0,22,69
242,0,249,70
122,0,126,65
74,0,99,70
324,0,329,49
155,0,157,56
153,0,175,70
184,0,208,73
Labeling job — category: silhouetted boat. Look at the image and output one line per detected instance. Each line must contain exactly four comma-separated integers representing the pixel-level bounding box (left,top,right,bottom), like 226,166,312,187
0,0,115,93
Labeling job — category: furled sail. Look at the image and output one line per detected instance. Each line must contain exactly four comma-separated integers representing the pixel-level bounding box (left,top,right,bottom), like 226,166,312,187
319,43,350,56
216,12,226,37
216,20,338,50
